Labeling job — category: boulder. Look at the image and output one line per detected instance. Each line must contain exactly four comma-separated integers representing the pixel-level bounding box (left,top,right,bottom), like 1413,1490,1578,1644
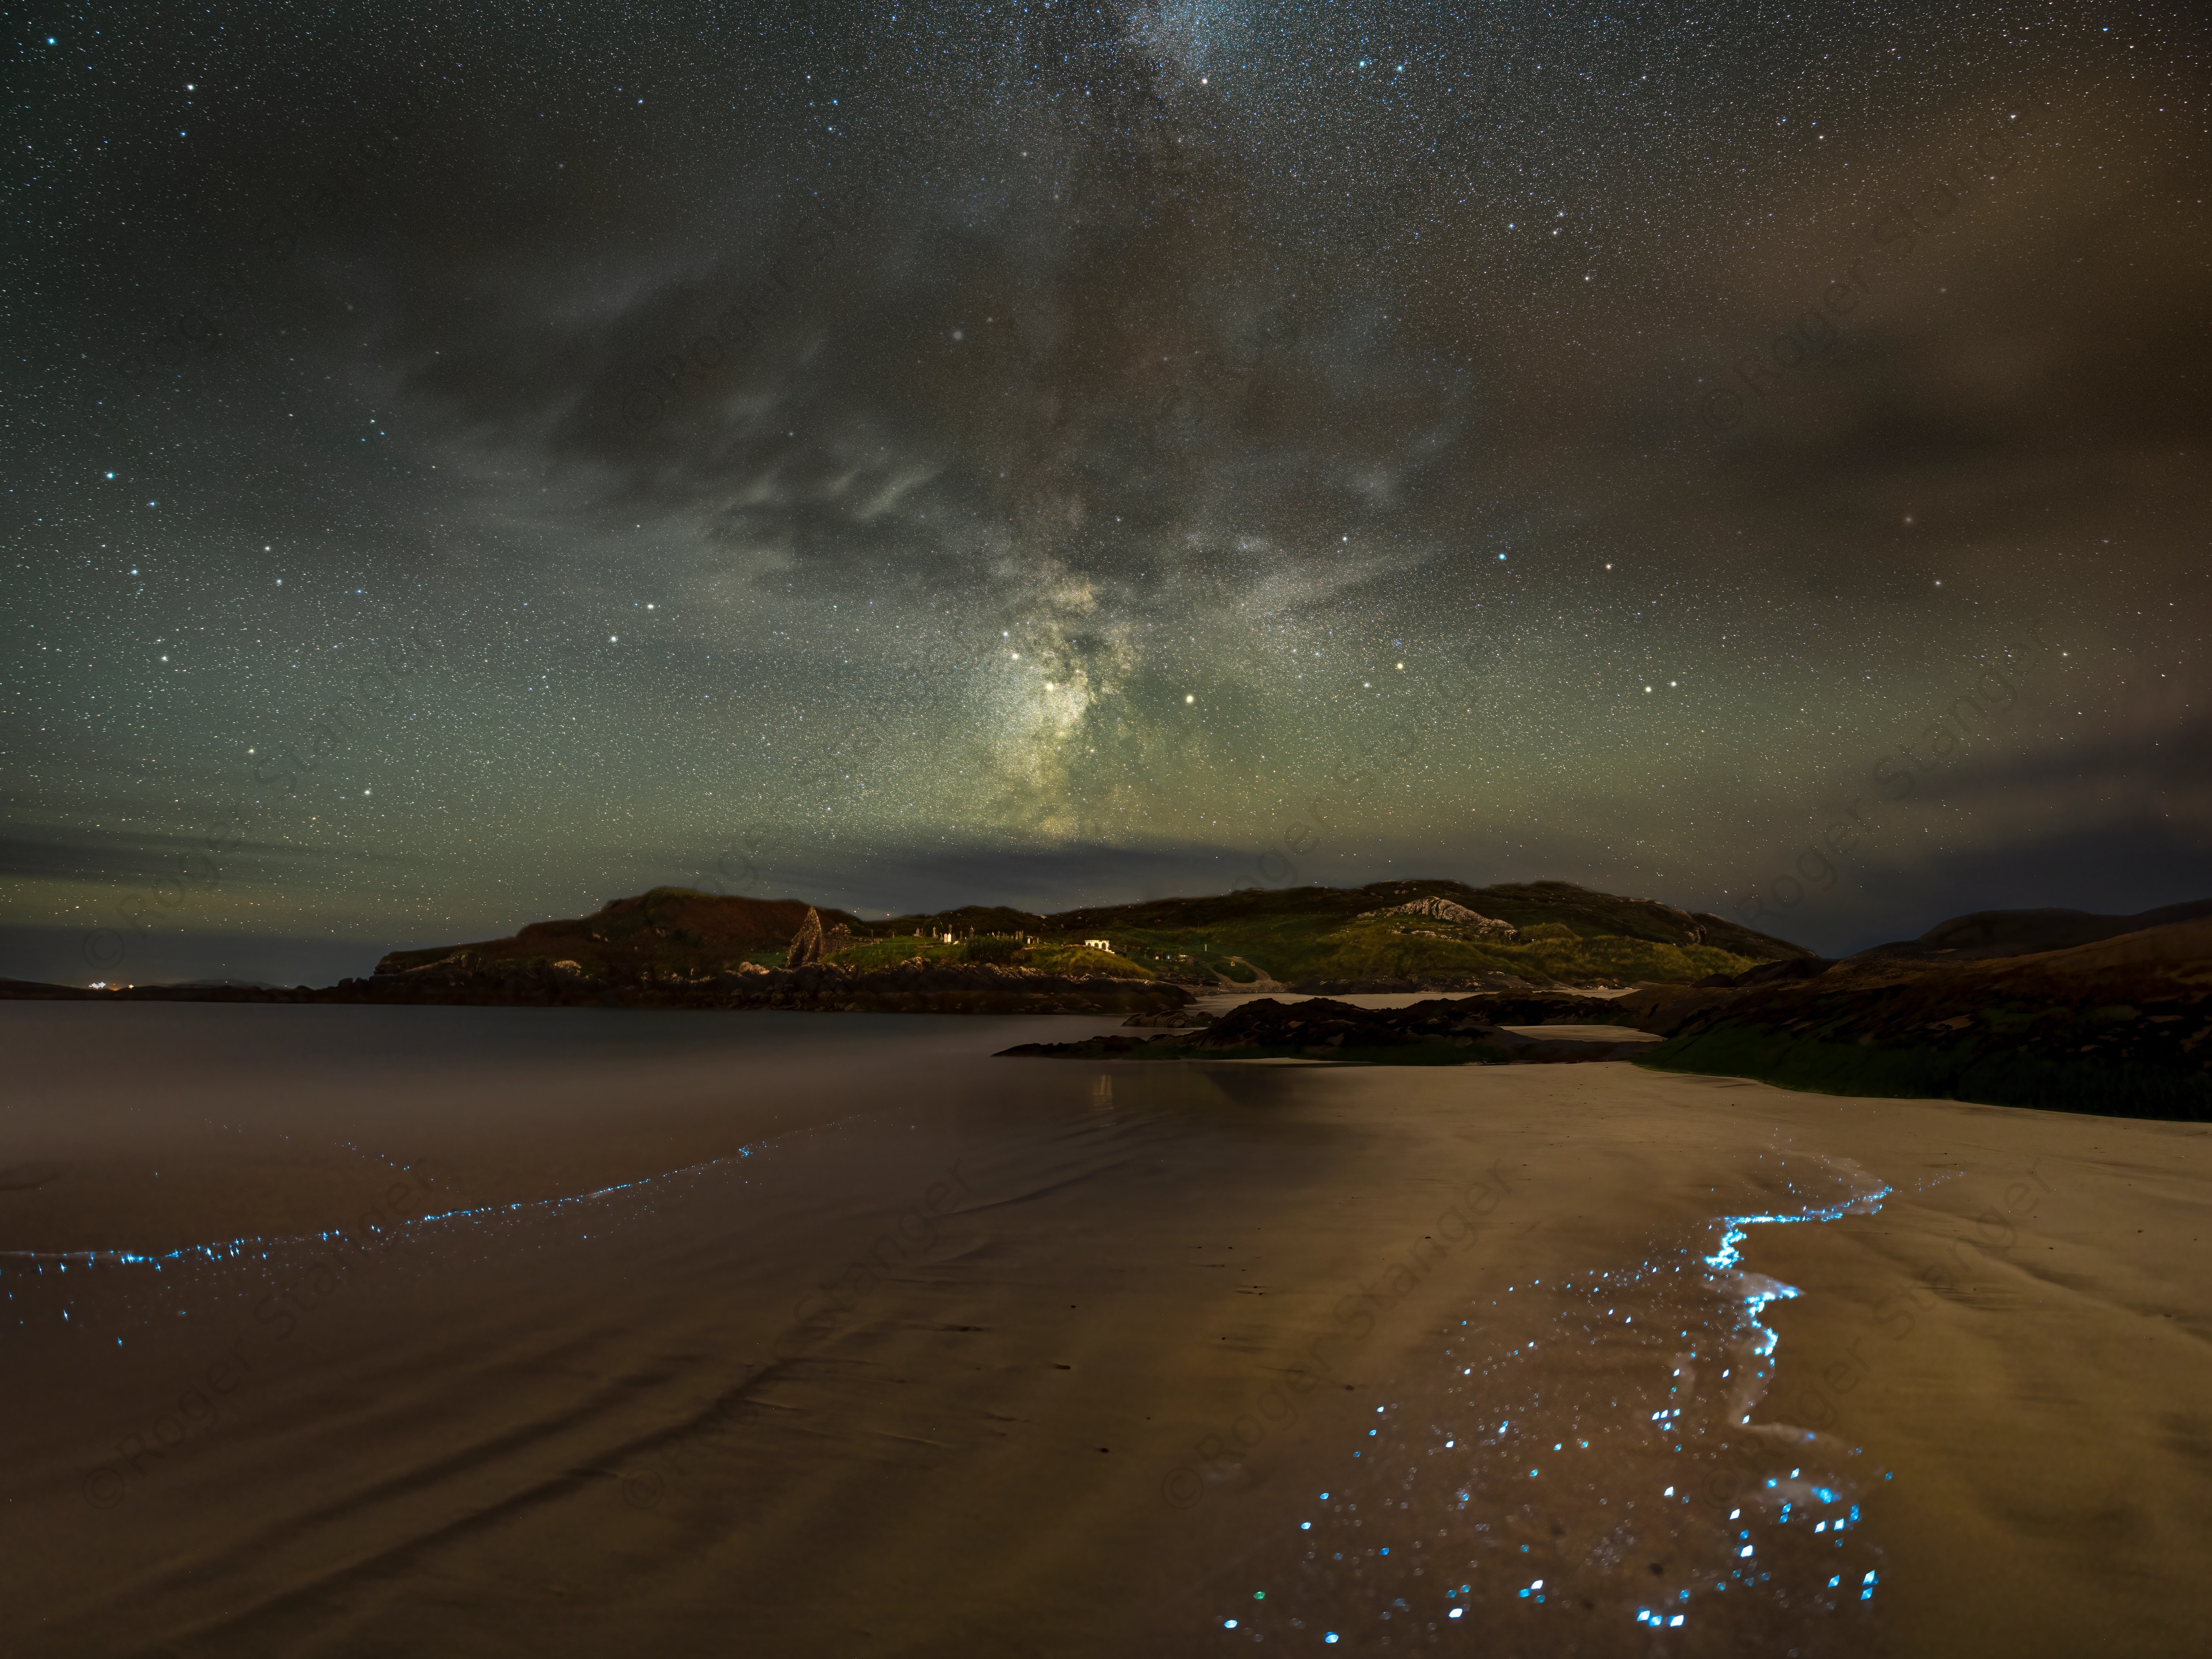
785,907,827,968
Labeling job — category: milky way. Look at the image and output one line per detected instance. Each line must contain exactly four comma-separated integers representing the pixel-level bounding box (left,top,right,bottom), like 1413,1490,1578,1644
6,2,2206,982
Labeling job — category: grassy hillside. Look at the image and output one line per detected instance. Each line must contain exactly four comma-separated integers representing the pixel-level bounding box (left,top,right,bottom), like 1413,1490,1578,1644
815,935,1155,980
1637,917,2212,1120
374,877,1808,991
877,878,1804,987
1018,942,1156,979
377,887,869,979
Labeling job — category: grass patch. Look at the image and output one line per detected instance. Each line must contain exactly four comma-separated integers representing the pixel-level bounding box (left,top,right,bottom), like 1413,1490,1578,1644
824,938,964,971
815,938,1153,978
1022,944,1156,979
1206,916,1757,985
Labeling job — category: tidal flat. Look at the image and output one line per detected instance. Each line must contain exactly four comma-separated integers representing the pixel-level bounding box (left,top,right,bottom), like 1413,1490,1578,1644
3,1003,2206,1657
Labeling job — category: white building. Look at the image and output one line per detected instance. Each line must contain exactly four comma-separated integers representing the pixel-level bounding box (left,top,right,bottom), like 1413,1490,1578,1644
1083,938,1112,952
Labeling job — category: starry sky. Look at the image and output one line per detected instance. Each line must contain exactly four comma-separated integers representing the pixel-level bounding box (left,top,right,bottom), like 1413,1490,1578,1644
5,1,2208,984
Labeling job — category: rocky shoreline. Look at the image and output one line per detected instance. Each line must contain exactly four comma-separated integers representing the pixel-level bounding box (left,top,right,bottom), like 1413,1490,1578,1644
0,958,1194,1017
998,993,1655,1064
1277,972,1610,995
1639,922,2212,1120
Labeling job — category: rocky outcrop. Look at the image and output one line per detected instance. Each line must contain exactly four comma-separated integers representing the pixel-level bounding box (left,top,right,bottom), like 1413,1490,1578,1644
1001,994,1652,1063
1642,915,2212,1119
1361,896,1518,938
785,907,827,968
1611,983,1742,1035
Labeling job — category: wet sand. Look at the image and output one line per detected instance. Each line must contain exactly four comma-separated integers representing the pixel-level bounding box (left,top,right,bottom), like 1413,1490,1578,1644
3,1003,2207,1656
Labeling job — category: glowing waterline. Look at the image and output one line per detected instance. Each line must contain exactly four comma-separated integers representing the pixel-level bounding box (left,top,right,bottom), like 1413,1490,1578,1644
0,1145,762,1268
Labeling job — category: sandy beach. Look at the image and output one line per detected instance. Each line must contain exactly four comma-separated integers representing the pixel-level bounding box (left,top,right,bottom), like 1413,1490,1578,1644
3,1002,2207,1656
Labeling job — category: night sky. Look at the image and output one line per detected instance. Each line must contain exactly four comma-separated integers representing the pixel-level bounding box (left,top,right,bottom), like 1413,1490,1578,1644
6,1,2207,984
